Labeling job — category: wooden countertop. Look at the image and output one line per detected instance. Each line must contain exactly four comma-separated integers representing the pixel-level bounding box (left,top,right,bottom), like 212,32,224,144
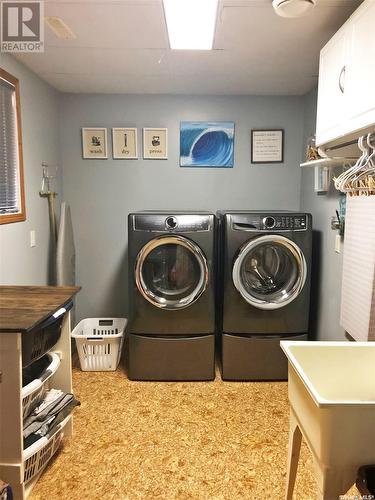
0,286,81,333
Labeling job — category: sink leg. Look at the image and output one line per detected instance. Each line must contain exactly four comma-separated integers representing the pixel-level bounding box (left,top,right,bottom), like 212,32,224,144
316,464,357,500
285,409,302,500
316,469,343,500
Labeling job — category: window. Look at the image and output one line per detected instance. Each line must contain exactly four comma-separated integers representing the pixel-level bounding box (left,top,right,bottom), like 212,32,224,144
0,68,26,224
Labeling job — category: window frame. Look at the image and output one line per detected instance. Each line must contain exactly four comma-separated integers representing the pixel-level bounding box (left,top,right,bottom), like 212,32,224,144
0,68,26,225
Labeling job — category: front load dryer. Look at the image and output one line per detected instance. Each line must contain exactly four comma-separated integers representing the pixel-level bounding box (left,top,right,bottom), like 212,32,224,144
218,211,312,380
127,211,216,381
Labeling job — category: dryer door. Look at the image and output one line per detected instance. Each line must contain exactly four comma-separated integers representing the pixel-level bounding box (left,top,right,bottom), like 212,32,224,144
135,235,209,310
232,234,307,310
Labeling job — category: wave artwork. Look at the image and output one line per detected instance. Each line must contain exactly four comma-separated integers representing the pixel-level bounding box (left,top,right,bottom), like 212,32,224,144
180,122,234,168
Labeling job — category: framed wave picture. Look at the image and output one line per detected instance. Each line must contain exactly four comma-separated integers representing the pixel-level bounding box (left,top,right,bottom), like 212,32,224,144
180,122,234,168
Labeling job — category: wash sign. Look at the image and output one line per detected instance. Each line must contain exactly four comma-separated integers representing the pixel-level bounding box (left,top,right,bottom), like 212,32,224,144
1,1,44,52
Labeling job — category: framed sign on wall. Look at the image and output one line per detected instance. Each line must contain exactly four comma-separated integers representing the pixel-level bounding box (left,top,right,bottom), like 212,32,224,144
251,129,284,164
82,128,108,159
143,128,168,159
112,128,138,159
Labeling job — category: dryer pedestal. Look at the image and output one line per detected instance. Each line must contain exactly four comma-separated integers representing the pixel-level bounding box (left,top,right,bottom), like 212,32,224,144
128,333,215,381
221,333,308,381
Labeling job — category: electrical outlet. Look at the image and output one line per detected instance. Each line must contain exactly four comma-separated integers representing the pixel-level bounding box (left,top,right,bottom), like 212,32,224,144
30,230,36,248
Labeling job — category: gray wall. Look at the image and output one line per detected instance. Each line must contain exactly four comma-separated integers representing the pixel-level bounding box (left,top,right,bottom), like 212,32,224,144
60,94,305,322
0,54,62,285
300,89,346,340
0,62,347,339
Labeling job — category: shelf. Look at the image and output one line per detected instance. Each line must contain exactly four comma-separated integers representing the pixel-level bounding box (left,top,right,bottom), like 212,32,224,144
300,157,357,168
0,306,74,500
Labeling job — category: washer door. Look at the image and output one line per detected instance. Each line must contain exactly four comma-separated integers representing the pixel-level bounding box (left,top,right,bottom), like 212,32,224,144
135,235,209,310
232,234,307,310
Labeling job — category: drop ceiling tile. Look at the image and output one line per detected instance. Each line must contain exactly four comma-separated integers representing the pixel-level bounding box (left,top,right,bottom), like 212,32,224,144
16,47,169,76
169,73,314,95
215,3,360,50
43,1,168,49
167,50,239,77
39,72,175,94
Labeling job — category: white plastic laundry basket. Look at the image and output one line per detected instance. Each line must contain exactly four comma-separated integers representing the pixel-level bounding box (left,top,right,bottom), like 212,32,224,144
22,352,61,419
71,318,127,371
23,415,70,483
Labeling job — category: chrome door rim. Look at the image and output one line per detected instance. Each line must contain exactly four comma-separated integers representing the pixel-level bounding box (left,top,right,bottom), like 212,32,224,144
232,234,307,310
135,235,209,310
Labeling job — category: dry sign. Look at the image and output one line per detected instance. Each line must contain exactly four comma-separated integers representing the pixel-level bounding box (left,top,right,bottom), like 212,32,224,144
112,128,138,159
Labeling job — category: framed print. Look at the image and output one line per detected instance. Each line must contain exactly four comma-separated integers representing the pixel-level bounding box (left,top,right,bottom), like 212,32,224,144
112,128,138,159
82,128,108,159
251,129,284,164
143,128,168,159
180,122,234,168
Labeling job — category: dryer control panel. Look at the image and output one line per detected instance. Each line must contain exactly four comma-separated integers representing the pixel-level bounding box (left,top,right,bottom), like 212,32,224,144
230,213,308,231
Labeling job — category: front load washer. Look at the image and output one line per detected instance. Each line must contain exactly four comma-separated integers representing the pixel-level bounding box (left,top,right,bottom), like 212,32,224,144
127,211,216,381
218,211,312,380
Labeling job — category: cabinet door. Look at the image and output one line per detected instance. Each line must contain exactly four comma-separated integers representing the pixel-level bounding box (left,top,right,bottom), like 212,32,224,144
316,29,348,146
345,0,375,133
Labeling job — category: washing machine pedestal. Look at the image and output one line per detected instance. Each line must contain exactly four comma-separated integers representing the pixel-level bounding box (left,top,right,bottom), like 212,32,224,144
221,333,308,381
128,333,215,381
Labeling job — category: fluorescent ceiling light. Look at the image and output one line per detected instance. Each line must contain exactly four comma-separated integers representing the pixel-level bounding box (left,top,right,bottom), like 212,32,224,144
163,0,218,50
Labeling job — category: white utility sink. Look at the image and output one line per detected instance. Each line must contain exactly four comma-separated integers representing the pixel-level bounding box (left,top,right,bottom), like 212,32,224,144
281,341,375,500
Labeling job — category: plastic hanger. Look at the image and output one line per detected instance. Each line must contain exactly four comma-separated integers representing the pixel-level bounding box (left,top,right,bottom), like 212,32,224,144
334,133,375,194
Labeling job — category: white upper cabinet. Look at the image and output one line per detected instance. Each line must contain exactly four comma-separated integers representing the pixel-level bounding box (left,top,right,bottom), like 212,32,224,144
316,29,348,143
316,0,375,147
346,1,375,131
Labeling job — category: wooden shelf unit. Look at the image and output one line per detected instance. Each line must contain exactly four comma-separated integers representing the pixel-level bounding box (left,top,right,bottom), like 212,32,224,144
0,312,73,500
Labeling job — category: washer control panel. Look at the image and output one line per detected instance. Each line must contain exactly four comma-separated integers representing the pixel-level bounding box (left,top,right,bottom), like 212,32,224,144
269,215,307,230
133,214,212,232
263,216,276,229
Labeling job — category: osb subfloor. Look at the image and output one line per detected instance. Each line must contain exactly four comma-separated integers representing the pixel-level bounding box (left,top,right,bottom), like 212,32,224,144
30,362,359,500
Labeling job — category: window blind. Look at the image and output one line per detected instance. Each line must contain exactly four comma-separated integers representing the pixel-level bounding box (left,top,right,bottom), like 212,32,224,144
0,79,20,214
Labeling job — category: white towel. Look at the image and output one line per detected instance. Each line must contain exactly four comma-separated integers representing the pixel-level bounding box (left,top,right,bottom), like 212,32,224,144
340,196,375,341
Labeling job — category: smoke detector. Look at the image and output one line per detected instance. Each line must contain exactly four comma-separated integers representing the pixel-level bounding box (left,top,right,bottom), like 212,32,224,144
272,0,316,18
